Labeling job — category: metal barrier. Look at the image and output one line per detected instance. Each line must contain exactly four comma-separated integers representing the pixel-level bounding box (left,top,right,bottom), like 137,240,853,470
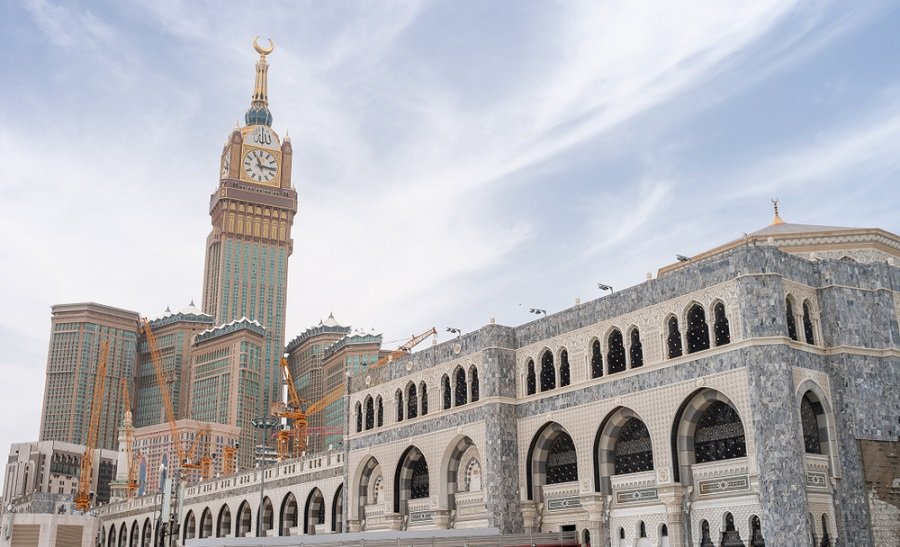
188,530,579,547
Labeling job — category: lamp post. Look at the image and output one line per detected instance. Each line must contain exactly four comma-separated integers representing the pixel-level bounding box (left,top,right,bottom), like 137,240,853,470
250,417,278,537
529,308,547,317
597,283,613,294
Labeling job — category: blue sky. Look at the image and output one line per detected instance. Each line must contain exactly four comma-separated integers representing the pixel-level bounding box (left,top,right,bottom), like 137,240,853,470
1,1,899,467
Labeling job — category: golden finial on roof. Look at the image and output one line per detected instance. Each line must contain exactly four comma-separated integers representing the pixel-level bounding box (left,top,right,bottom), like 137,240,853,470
771,198,784,225
246,37,275,126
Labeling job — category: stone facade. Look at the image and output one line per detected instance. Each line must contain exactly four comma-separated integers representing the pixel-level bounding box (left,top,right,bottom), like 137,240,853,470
93,222,899,547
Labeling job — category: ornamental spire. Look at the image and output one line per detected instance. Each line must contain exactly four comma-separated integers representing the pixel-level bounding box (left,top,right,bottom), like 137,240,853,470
771,198,784,225
245,37,275,127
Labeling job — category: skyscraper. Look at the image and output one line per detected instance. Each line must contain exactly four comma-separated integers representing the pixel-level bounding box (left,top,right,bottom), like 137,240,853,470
201,39,297,428
38,303,139,451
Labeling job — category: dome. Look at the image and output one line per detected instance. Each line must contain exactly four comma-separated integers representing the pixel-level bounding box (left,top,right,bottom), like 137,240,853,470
245,104,273,127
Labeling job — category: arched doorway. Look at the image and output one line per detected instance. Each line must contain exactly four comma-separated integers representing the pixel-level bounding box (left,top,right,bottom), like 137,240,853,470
394,446,430,529
526,422,578,502
216,504,231,538
332,484,344,533
199,508,212,538
304,488,325,535
182,510,196,542
236,500,252,537
356,457,382,531
261,496,274,536
280,492,298,536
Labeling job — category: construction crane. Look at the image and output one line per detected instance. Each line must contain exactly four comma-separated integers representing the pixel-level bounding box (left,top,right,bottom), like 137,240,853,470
367,327,437,370
141,320,211,479
270,357,307,460
119,378,139,498
269,328,437,460
74,340,109,512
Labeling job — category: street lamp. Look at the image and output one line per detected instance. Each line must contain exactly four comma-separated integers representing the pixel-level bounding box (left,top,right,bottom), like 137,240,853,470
251,417,278,537
446,327,461,336
529,308,547,317
597,283,613,293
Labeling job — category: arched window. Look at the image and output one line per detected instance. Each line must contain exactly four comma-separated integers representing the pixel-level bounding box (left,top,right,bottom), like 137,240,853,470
559,350,570,386
629,328,643,368
591,339,603,378
801,394,823,454
667,317,683,358
660,524,668,537
455,367,467,406
686,304,710,353
442,375,451,409
464,458,482,491
395,390,404,422
802,301,815,345
546,432,578,484
713,302,731,345
750,515,765,547
785,297,799,341
376,396,383,427
820,514,831,546
540,350,556,391
619,528,625,540
607,330,626,374
407,383,418,419
695,401,747,463
699,521,712,547
364,397,374,430
639,521,647,538
469,367,480,402
526,359,536,395
584,530,591,547
614,418,653,474
419,382,428,415
355,402,362,433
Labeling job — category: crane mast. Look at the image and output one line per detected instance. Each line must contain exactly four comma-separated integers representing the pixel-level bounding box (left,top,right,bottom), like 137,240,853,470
74,340,109,512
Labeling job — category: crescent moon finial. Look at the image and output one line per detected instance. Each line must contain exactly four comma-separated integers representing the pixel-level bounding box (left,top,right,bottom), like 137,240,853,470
253,36,275,56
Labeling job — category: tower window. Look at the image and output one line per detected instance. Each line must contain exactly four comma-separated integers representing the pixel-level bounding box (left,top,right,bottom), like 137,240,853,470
559,350,570,387
667,317,682,358
713,302,731,346
526,360,536,395
591,340,603,378
786,298,799,341
686,304,711,353
802,301,816,345
629,328,643,368
607,330,626,374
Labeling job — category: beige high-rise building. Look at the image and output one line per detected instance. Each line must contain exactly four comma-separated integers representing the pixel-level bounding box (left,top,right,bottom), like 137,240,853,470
38,303,139,452
190,318,267,468
201,40,297,434
134,303,214,428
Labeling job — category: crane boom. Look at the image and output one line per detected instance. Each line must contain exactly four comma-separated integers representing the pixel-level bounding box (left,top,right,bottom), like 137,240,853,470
367,327,437,371
74,340,109,511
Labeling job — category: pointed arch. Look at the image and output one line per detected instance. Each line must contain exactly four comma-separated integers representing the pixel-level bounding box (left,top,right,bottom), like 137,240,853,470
304,487,325,535
785,295,799,340
332,483,344,533
141,519,151,547
666,315,683,358
439,435,478,514
672,389,746,484
354,456,381,530
526,359,536,395
594,407,653,494
235,500,252,537
261,496,274,536
355,401,362,433
118,523,127,547
419,381,429,415
713,301,731,346
685,303,710,353
796,380,838,474
628,327,643,368
395,389,404,422
216,504,231,538
393,445,429,516
376,395,384,427
559,348,571,386
526,422,578,501
590,338,603,378
129,520,139,547
539,349,556,391
406,382,418,419
107,525,116,547
279,492,297,536
182,511,196,542
364,396,374,430
607,329,626,374
442,374,451,409
469,366,480,401
454,366,468,405
199,507,212,538
802,300,816,345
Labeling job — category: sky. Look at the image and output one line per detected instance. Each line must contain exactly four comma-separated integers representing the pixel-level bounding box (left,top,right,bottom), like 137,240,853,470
1,0,900,478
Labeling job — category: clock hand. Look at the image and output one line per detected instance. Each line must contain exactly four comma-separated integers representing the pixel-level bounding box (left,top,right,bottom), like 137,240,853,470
260,165,276,171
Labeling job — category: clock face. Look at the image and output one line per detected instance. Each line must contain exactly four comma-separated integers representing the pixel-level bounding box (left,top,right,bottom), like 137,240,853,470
242,149,278,184
221,152,231,178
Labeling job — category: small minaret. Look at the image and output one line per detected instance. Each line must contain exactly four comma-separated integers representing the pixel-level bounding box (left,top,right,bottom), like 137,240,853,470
109,396,135,501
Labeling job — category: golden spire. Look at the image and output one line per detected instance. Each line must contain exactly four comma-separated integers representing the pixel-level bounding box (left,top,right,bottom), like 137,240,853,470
771,198,784,225
246,37,275,126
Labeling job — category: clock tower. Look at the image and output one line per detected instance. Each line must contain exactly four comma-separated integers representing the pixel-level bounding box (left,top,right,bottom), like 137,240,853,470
201,38,297,430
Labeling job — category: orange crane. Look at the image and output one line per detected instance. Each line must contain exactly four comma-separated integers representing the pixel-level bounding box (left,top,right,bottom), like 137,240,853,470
141,320,210,478
367,327,437,370
270,357,307,459
119,378,140,497
269,328,437,460
74,340,109,511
